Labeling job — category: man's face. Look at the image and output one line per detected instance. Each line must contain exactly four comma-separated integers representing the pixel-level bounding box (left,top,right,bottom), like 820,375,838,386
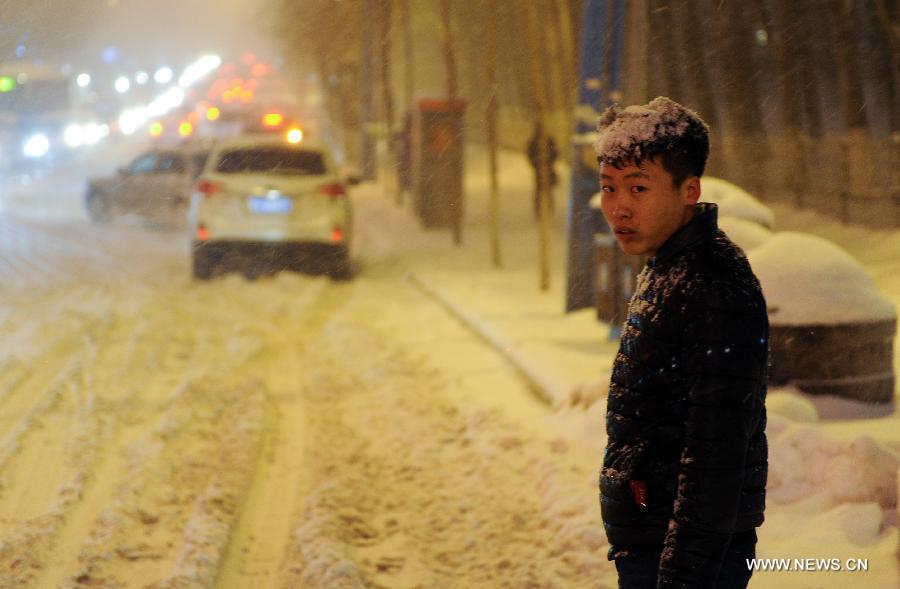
599,158,700,256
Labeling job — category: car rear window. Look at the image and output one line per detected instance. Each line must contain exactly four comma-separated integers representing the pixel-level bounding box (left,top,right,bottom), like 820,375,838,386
215,147,326,175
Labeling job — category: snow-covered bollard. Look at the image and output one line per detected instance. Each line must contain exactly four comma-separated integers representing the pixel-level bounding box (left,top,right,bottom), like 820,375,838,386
749,232,897,403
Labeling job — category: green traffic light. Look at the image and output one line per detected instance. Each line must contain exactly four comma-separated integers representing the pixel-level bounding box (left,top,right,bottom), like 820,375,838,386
0,76,16,93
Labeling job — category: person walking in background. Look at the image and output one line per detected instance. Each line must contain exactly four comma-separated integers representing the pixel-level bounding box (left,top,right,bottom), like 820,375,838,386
527,120,559,219
595,97,769,589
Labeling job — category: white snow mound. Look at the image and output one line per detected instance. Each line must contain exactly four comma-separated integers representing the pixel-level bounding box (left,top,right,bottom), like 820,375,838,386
748,232,896,325
768,427,900,509
767,390,819,422
718,216,773,252
702,177,775,229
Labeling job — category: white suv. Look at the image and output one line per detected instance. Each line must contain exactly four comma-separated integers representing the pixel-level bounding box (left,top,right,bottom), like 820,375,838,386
188,135,352,279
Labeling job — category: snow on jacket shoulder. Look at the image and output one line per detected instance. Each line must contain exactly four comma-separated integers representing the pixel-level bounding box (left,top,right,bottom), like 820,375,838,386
600,203,768,589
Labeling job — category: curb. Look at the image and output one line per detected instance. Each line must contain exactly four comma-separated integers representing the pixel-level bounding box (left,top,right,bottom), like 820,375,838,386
406,271,556,407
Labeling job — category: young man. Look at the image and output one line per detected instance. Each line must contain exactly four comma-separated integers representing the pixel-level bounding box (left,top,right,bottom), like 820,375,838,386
595,97,768,589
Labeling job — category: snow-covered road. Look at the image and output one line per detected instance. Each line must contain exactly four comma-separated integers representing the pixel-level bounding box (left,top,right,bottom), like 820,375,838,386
0,146,610,588
2,137,898,588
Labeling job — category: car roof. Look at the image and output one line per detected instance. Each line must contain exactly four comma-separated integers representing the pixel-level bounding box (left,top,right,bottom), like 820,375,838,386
210,134,329,152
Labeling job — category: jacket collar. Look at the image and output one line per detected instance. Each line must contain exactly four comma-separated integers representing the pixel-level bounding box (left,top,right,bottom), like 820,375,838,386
649,202,718,268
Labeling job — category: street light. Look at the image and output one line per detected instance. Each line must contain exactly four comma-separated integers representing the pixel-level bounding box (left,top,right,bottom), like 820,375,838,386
76,73,91,88
115,76,130,94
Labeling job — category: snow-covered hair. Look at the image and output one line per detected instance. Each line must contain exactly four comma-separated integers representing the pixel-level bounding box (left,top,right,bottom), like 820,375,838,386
594,96,710,186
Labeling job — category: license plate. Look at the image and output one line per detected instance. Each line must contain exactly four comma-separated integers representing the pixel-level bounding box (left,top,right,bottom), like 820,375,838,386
248,196,292,214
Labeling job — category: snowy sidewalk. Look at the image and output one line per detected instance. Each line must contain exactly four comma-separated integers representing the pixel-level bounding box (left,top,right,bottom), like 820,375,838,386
395,145,616,409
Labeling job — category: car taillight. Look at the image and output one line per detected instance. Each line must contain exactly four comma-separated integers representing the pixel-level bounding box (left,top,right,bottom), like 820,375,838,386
196,225,209,240
197,178,222,197
319,183,346,199
331,226,344,243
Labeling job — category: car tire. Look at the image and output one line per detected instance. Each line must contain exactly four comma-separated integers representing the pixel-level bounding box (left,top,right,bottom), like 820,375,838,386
330,247,352,280
86,192,111,223
192,242,214,280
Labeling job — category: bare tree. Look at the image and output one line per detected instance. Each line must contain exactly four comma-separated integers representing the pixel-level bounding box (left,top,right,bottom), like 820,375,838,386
485,0,502,269
672,0,718,128
439,0,458,100
710,0,767,195
524,1,553,291
826,0,867,131
377,0,397,200
866,0,899,133
753,0,808,206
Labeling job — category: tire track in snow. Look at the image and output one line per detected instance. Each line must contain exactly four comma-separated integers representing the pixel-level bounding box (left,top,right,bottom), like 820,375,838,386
33,280,270,588
0,308,153,587
214,279,356,589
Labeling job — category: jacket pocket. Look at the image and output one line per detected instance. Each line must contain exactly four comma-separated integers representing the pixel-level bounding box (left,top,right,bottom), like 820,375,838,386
599,442,650,519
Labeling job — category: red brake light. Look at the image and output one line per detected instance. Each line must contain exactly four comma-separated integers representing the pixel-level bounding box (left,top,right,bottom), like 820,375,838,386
331,226,344,243
197,178,223,197
319,183,346,199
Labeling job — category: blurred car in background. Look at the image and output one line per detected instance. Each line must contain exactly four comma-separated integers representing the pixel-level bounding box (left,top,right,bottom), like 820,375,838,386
85,142,211,226
188,134,352,280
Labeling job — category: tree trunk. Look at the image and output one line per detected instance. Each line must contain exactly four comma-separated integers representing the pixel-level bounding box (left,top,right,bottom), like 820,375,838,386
674,0,718,128
543,0,570,144
622,0,649,104
753,0,807,206
360,0,377,180
485,0,502,269
439,0,458,100
555,0,578,113
377,0,397,201
826,0,867,131
711,0,767,194
524,0,552,292
867,0,899,134
648,0,684,101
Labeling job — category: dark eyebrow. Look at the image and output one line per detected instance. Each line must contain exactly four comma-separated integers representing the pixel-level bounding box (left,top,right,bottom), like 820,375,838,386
600,172,649,180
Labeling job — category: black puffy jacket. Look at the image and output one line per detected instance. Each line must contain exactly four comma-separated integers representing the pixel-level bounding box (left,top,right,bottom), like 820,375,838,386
600,203,768,588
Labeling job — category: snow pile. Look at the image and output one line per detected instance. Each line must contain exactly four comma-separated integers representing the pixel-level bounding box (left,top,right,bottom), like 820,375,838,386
701,176,776,229
767,390,819,423
594,96,708,165
767,416,900,508
718,216,773,252
748,232,896,325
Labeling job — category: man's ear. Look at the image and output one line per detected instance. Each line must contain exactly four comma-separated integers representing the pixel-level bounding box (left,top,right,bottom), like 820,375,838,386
683,176,701,205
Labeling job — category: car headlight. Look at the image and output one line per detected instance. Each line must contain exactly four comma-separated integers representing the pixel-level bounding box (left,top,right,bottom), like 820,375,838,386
23,133,50,158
